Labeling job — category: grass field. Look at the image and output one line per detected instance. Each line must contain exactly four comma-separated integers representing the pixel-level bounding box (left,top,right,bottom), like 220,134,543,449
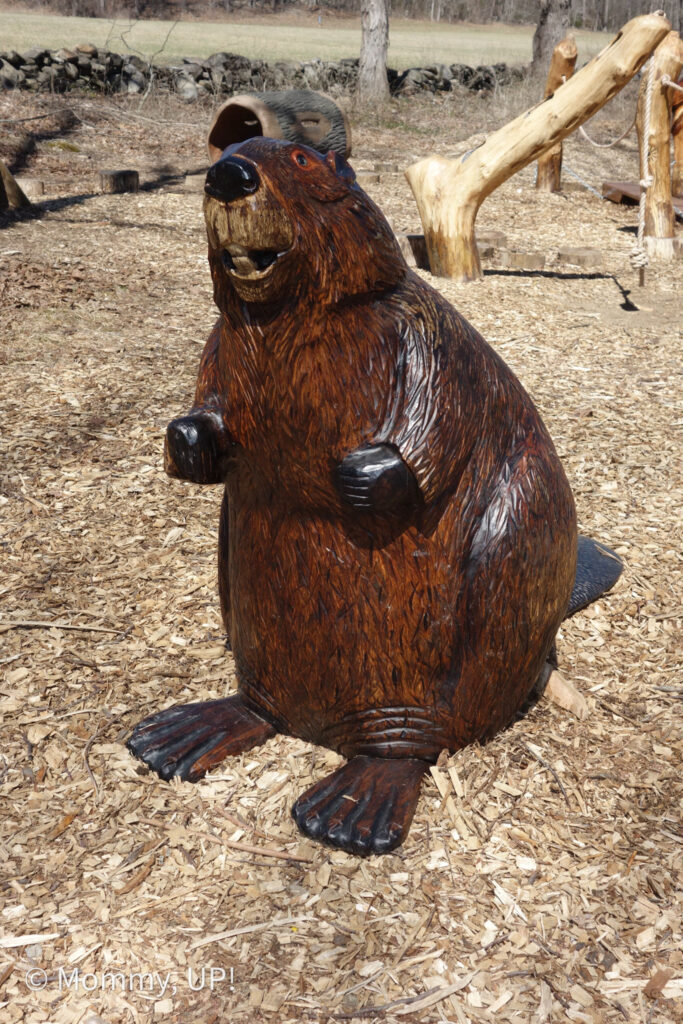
0,10,612,68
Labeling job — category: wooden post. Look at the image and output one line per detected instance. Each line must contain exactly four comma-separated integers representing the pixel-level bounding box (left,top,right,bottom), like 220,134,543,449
405,12,671,282
636,31,683,257
0,159,32,210
536,34,578,192
668,73,683,198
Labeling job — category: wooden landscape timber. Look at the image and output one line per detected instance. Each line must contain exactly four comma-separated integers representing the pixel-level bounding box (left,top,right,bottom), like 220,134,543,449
601,179,683,216
535,34,578,193
636,31,683,254
406,12,671,282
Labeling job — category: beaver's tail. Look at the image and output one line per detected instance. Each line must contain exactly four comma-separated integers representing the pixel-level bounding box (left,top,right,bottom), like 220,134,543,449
566,536,623,618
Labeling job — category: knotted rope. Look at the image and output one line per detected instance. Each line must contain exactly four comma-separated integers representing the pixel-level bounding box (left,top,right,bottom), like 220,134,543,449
661,73,683,94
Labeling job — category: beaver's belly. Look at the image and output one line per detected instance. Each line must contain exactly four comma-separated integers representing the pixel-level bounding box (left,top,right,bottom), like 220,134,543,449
225,470,574,759
227,496,462,758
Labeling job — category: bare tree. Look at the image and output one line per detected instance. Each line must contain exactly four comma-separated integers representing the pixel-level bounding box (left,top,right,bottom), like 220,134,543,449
530,0,571,76
358,0,390,106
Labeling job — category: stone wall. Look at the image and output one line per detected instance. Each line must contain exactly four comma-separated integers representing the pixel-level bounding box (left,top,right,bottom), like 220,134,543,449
0,44,524,101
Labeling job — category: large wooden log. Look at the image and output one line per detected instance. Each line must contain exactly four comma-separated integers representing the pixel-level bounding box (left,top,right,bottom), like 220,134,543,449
536,34,578,192
672,75,683,198
406,12,671,282
208,91,351,163
636,31,683,256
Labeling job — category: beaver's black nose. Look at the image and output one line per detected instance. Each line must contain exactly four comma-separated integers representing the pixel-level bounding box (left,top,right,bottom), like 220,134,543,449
205,156,259,202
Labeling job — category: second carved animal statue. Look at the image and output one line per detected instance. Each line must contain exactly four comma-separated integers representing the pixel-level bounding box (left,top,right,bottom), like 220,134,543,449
127,138,622,856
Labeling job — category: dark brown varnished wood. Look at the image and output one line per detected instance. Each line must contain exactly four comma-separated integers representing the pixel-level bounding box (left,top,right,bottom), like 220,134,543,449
129,137,590,855
127,696,275,782
292,757,428,856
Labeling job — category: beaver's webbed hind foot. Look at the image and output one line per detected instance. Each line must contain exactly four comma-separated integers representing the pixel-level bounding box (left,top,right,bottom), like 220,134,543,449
127,696,275,782
291,756,428,856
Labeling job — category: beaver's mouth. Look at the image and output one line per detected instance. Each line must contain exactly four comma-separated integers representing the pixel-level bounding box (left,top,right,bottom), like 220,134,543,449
220,243,289,279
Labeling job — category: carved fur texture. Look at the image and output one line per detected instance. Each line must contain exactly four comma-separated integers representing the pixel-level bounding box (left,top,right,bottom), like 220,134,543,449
129,138,581,855
199,138,577,759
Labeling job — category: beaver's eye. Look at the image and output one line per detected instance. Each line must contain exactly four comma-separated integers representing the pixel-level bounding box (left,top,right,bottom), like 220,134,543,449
294,152,308,167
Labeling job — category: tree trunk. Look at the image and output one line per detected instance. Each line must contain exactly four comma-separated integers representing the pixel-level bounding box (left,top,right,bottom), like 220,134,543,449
406,13,671,282
635,31,683,255
531,0,571,78
358,0,390,107
536,34,578,191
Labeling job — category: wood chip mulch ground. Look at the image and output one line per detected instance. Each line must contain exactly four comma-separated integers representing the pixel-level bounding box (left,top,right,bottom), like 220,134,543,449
1,83,681,1024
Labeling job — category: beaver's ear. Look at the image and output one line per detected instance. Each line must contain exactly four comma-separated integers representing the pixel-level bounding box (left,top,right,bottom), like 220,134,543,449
325,150,356,185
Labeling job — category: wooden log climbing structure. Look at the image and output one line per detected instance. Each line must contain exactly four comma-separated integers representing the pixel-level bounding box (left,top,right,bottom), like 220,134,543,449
405,12,671,282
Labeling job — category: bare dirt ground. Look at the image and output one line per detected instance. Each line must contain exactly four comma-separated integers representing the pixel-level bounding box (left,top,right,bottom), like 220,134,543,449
1,82,681,1024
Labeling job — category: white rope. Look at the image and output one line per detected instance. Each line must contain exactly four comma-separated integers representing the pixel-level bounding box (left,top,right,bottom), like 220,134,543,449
579,116,636,148
661,74,683,95
630,55,656,279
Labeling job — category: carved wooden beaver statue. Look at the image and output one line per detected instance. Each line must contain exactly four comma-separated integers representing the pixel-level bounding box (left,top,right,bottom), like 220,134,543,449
127,138,623,855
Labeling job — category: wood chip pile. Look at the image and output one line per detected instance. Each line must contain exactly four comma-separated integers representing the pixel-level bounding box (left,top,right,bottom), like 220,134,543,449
1,87,681,1024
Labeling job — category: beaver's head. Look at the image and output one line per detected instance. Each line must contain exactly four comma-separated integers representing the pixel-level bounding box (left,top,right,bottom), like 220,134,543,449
203,137,406,308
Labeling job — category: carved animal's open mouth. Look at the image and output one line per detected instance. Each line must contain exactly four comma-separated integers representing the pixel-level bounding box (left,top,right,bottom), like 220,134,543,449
221,244,288,279
203,187,294,294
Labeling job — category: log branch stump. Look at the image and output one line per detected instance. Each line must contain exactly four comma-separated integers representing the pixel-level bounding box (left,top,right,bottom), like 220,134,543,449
405,12,671,282
536,34,578,192
99,169,139,194
0,159,32,211
636,31,683,257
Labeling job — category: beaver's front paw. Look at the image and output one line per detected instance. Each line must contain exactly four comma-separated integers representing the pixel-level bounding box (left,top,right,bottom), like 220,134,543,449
165,410,235,485
336,443,420,513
